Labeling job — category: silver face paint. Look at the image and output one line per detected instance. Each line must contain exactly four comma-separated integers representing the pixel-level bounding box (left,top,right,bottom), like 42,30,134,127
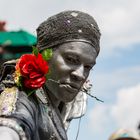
46,41,97,102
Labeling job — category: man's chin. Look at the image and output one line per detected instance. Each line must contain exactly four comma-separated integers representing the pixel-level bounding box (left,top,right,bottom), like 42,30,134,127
60,92,79,103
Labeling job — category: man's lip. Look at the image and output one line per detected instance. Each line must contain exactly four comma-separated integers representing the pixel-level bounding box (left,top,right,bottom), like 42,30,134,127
60,82,80,90
69,83,80,90
60,84,79,93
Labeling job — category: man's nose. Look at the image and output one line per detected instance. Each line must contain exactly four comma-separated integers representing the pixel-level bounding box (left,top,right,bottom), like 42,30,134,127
71,65,85,81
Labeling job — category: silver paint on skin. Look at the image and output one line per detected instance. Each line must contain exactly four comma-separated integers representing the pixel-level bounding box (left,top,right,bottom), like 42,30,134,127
46,41,97,104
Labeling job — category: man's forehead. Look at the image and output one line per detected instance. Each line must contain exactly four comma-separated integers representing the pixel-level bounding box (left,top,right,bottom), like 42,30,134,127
54,42,97,64
57,41,96,53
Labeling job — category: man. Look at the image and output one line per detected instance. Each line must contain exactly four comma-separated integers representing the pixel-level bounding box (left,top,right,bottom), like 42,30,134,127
0,10,101,140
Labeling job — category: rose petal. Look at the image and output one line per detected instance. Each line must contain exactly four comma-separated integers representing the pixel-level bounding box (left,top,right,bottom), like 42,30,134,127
29,72,42,79
24,77,46,89
18,54,34,68
36,54,49,74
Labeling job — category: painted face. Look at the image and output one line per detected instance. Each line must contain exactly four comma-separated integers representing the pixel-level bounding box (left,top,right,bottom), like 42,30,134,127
46,41,98,102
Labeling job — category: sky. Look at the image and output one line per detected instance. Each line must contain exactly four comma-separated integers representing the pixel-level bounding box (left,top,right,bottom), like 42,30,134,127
1,0,140,140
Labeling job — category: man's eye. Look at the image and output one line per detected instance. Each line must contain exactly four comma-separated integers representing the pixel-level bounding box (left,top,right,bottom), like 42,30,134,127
65,56,78,64
84,65,92,70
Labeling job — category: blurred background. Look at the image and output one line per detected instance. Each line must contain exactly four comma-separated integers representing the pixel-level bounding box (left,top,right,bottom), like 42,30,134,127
0,0,140,139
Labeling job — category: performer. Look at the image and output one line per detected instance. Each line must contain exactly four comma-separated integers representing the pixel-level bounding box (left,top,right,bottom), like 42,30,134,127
0,10,101,140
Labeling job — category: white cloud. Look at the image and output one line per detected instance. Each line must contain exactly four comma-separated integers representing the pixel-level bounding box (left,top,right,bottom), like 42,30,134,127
111,84,140,129
91,66,140,97
92,0,140,52
88,104,111,133
88,83,140,140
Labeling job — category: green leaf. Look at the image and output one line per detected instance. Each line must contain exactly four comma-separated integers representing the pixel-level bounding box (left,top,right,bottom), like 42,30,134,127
17,76,23,87
45,70,51,80
42,49,52,61
27,90,36,97
32,46,39,56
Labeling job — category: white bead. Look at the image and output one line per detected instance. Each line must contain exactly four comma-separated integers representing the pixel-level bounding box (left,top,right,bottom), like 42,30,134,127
78,29,82,33
71,12,78,17
67,20,71,23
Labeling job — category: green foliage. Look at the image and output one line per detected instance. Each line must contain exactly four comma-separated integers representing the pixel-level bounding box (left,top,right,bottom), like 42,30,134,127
17,76,23,87
32,46,39,56
27,90,36,97
42,49,53,61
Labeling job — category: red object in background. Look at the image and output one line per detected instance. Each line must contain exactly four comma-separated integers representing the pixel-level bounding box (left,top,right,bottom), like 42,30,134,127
0,21,7,31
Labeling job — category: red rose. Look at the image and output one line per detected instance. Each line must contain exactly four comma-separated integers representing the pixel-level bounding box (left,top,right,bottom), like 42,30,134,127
16,53,49,89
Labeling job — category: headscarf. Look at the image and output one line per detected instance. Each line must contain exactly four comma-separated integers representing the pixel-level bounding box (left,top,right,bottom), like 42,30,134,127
36,10,101,55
